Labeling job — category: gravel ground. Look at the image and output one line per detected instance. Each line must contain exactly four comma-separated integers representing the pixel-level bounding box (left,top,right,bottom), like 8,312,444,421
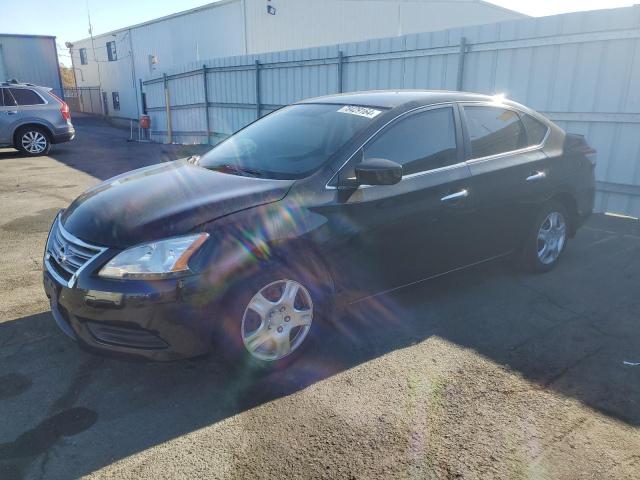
1,115,639,479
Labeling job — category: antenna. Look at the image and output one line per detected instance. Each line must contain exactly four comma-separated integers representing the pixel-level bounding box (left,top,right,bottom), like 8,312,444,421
86,0,103,107
86,0,93,36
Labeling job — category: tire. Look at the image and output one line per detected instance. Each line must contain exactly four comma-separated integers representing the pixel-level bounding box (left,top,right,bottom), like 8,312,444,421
215,258,333,371
15,126,51,157
521,201,570,273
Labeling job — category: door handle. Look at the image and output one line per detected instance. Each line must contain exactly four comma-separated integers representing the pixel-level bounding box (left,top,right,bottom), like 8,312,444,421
526,171,546,182
5,110,18,115
441,189,469,203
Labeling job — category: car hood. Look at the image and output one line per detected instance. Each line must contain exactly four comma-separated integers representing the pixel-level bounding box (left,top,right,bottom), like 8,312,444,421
61,160,295,248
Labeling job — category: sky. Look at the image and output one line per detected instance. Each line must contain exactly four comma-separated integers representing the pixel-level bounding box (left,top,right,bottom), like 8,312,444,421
3,0,637,67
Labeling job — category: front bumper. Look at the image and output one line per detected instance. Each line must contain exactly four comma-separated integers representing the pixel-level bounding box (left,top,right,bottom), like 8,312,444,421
43,243,218,361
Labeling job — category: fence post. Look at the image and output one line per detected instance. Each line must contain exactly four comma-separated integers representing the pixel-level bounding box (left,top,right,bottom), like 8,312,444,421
202,64,211,145
88,88,94,114
255,60,261,119
163,73,173,144
456,37,468,91
337,50,344,93
139,79,145,114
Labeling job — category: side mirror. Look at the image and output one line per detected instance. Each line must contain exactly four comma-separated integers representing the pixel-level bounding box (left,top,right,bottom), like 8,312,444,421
355,158,402,186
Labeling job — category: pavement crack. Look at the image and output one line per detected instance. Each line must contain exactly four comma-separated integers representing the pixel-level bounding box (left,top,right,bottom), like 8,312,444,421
513,276,583,319
543,346,605,387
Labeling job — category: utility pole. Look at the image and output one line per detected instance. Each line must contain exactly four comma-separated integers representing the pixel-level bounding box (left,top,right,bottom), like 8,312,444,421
65,42,79,88
87,0,104,114
126,29,140,120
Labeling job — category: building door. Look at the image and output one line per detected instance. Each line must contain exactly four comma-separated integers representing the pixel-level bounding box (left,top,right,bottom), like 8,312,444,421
102,91,108,115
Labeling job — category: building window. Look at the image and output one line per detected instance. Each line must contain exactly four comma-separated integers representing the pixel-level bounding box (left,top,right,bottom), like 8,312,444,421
112,92,120,111
79,48,88,65
106,41,117,61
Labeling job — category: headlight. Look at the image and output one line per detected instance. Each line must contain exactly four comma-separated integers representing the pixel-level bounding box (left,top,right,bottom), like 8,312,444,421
98,233,209,279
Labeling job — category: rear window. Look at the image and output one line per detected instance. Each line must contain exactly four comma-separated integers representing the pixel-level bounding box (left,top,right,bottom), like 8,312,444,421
464,106,527,159
9,88,45,106
521,114,549,145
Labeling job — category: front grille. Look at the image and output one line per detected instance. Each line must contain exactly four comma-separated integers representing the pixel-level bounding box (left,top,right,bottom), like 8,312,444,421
46,218,105,285
86,322,168,350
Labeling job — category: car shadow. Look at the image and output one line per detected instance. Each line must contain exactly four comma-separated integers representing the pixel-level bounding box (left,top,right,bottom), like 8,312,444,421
45,116,211,181
1,221,639,478
0,148,22,160
1,116,210,180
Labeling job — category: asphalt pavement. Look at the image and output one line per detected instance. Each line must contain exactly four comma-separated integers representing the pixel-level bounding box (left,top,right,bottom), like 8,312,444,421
1,115,639,479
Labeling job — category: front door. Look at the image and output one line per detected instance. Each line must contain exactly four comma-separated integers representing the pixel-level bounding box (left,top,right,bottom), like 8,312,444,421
320,105,477,300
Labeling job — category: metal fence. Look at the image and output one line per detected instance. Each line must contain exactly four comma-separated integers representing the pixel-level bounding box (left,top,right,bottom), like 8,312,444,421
142,6,640,217
64,87,103,115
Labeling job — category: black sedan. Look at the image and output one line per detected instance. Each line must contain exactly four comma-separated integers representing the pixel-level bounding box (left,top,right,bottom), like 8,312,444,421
43,91,596,363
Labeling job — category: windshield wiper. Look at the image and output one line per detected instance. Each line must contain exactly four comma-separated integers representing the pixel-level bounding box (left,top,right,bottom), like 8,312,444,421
210,164,264,177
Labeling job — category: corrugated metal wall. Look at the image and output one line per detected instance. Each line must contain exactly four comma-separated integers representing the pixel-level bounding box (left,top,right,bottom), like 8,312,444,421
143,6,640,217
0,35,63,98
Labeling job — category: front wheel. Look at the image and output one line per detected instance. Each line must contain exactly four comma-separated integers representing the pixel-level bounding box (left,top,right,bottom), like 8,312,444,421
241,279,314,362
217,261,332,369
521,202,569,273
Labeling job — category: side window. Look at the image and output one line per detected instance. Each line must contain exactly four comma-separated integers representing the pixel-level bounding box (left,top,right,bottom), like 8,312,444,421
364,107,458,176
9,88,45,106
107,41,117,61
1,89,16,107
79,48,88,65
112,92,120,111
464,106,527,159
521,114,549,146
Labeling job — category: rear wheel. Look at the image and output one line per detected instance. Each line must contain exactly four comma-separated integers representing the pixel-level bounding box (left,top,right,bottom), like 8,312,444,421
521,202,569,273
16,126,51,156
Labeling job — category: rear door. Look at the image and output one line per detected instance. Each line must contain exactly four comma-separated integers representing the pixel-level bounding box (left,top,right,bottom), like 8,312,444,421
322,105,476,297
0,88,20,145
9,87,47,117
460,103,553,258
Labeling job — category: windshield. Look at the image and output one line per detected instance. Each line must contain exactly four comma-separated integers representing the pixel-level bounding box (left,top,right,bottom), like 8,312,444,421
198,103,383,179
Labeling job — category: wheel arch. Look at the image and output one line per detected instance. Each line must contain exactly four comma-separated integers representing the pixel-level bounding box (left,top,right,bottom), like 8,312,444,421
550,192,579,237
13,122,54,146
267,238,336,297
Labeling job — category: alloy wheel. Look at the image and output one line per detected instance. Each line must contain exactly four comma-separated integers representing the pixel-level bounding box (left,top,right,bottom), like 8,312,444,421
241,279,313,361
21,131,48,154
537,211,567,265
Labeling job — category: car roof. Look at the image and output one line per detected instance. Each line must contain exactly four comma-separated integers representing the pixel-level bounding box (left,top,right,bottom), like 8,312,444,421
298,90,500,109
1,81,41,89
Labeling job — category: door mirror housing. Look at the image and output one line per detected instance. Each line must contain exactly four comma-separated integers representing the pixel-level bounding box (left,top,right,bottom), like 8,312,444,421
354,158,402,186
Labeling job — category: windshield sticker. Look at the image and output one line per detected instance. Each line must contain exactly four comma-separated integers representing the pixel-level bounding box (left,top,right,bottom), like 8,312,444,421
338,105,382,119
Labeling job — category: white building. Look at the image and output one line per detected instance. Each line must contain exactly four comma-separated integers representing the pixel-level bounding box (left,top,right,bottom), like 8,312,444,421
70,0,524,119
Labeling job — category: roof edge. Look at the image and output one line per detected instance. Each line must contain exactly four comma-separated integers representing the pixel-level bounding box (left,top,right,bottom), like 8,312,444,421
475,0,529,18
0,33,56,39
71,0,239,44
